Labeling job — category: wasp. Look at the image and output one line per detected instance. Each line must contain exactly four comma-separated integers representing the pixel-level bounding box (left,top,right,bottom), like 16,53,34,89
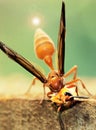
0,1,91,110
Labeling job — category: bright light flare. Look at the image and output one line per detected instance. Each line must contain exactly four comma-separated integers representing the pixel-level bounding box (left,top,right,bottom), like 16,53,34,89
31,17,41,26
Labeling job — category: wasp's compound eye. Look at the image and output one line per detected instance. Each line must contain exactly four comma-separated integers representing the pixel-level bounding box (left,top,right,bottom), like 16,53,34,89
64,92,72,96
64,92,74,101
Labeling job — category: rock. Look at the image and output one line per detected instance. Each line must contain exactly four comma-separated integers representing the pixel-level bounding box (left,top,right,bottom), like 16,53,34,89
0,97,96,130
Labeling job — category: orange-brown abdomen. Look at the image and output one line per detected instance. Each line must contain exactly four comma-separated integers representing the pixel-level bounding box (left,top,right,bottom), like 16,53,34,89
34,28,55,69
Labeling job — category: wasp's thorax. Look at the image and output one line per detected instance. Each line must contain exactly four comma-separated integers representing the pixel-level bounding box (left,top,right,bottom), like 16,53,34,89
47,70,65,92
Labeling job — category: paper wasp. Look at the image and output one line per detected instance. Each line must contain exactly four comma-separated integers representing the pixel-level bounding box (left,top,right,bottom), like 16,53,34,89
0,1,91,110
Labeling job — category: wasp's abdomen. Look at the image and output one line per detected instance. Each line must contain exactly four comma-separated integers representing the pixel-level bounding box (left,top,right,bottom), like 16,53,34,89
34,29,55,69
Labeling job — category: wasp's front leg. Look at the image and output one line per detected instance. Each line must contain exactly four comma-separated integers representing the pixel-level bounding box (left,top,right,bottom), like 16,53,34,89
66,84,79,96
66,78,92,96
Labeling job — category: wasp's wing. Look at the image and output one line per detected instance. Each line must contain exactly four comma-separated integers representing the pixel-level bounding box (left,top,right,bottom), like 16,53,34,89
0,41,47,83
58,1,66,75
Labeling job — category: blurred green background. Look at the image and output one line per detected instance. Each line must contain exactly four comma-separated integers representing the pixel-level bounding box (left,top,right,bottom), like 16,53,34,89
0,0,96,78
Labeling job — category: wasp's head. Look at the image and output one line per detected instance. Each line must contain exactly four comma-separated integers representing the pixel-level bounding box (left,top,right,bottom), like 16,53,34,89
50,88,75,111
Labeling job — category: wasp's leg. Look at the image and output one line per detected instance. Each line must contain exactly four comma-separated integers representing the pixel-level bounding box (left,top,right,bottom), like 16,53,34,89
66,84,79,96
66,78,92,96
39,84,46,104
64,65,77,80
25,77,38,95
47,91,54,98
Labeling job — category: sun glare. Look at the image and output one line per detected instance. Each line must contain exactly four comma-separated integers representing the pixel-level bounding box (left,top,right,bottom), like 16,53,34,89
31,17,41,26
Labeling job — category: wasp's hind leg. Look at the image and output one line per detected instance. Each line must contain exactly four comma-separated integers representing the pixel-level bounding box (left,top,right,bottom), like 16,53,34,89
64,65,78,80
64,66,92,96
24,77,38,95
25,79,47,104
66,78,92,96
39,84,46,104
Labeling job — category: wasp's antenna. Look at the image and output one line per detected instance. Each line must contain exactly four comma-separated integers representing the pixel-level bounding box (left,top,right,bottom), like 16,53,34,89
73,96,95,102
73,96,89,99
